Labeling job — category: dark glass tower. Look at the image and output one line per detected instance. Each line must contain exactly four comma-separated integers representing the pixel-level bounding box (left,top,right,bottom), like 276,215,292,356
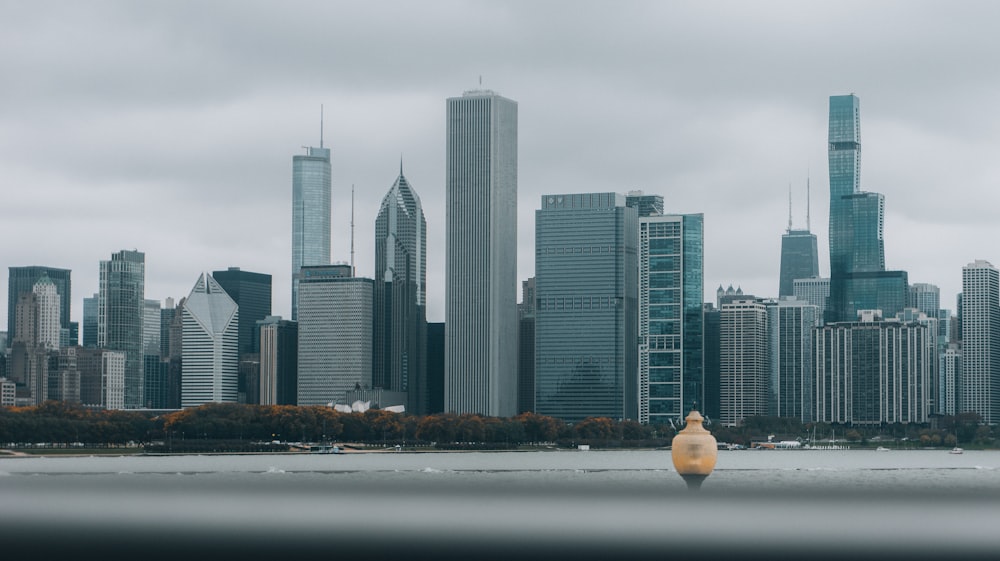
212,267,273,356
8,266,71,345
373,166,427,415
779,229,819,298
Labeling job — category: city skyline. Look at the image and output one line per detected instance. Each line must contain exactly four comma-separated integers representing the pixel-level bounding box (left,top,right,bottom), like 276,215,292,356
4,1,999,328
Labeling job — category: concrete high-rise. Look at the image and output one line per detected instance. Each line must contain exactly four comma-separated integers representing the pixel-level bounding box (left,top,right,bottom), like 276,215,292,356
960,260,1000,423
32,274,61,351
181,273,239,407
814,310,934,424
445,89,518,416
291,134,331,322
767,297,821,422
258,315,298,406
7,266,71,345
374,165,427,415
98,250,145,409
638,213,703,425
297,265,372,407
534,193,637,423
719,298,769,427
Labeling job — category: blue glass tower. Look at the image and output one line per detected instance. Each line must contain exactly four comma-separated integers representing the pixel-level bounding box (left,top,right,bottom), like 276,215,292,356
291,135,331,321
534,193,638,423
639,213,704,424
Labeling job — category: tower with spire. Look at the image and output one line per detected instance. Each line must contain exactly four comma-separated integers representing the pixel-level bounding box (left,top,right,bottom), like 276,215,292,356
778,177,820,297
374,161,428,414
291,106,332,321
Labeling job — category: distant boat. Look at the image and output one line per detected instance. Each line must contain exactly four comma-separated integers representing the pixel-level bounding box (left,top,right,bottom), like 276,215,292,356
949,447,964,455
876,446,890,452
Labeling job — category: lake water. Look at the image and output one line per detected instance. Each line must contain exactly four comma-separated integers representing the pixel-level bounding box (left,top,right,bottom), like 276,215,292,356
2,448,998,560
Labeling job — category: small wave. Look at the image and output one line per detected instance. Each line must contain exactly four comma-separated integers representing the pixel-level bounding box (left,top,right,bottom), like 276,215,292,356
420,467,442,473
265,466,286,474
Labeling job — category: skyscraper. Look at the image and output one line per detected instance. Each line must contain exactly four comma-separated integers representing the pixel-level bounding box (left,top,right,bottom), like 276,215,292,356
778,183,819,298
297,265,373,407
517,277,536,414
181,273,239,407
212,267,273,356
719,298,769,427
7,266,71,345
374,165,427,415
767,297,821,421
82,293,98,348
638,213,704,424
825,94,908,323
258,315,298,406
445,89,518,417
960,260,1000,423
32,274,61,351
291,132,331,322
98,250,145,409
535,193,638,423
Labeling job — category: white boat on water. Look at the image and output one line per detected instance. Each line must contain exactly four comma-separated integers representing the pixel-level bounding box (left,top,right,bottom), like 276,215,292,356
876,446,890,452
949,447,964,454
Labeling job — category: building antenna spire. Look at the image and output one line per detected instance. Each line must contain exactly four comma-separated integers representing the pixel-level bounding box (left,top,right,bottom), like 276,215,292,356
788,183,793,232
350,184,356,276
806,170,812,231
320,104,324,149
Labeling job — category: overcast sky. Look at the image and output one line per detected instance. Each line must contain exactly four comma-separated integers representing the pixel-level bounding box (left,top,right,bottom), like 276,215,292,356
2,0,998,328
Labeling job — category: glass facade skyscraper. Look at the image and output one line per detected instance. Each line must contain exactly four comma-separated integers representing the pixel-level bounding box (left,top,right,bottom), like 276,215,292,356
291,143,331,321
778,229,819,297
535,193,637,423
98,250,145,409
767,298,821,422
374,166,428,415
212,267,272,356
638,213,703,425
826,94,907,323
445,89,518,417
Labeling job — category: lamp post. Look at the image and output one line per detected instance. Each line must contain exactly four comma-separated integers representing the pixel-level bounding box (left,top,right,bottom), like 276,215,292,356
670,410,718,490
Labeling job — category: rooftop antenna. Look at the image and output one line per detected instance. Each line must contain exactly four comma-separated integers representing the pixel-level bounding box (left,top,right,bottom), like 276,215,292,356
320,104,324,149
806,170,812,231
788,183,793,232
350,184,355,276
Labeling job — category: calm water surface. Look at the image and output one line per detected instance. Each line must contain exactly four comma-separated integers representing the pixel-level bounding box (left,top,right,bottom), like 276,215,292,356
2,449,997,560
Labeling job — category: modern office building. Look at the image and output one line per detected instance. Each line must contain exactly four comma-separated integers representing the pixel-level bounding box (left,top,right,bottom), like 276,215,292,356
625,190,664,217
426,322,445,414
291,137,332,321
702,303,721,422
82,293,98,348
767,297,821,421
825,94,908,324
7,266,71,345
213,267,273,356
814,310,934,424
297,265,373,407
940,343,962,416
77,347,126,410
779,229,819,298
98,250,145,409
792,277,830,314
445,88,518,417
719,298,769,426
258,315,298,406
374,166,428,415
517,277,536,414
534,193,638,423
960,260,1000,423
638,213,704,425
181,273,239,407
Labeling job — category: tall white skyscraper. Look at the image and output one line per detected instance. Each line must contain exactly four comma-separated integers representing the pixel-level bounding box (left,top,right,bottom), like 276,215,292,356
445,89,518,416
98,249,145,409
719,298,769,426
291,128,331,321
32,274,61,351
181,273,239,407
961,260,1000,423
